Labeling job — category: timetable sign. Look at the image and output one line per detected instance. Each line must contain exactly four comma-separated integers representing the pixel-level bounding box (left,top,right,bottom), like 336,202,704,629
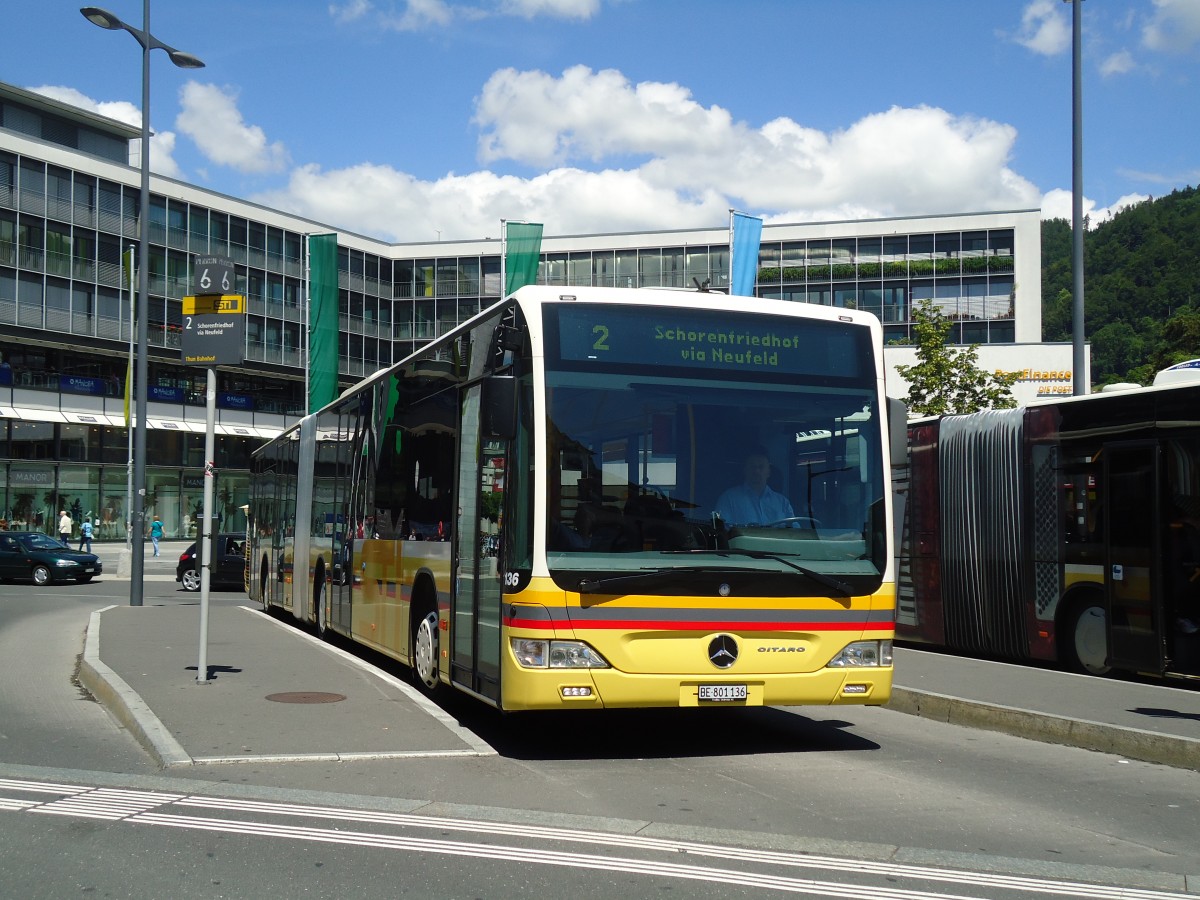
182,307,246,367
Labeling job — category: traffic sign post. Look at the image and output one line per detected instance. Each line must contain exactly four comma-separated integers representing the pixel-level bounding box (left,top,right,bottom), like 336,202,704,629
187,257,243,685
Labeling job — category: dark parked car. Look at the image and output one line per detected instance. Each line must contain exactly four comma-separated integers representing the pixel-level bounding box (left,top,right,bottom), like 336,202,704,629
0,531,103,585
176,533,246,592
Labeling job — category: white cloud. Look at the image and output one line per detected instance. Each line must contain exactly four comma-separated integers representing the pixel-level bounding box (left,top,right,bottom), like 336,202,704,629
329,0,372,24
255,68,1042,240
27,85,183,178
1100,50,1136,77
252,163,727,242
474,66,737,167
473,67,1040,220
175,82,289,174
1015,0,1071,55
349,0,599,30
500,0,601,20
1143,0,1200,53
1040,188,1149,227
379,0,454,30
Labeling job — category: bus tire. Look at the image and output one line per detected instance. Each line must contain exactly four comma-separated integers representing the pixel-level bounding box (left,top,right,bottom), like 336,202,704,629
1063,595,1111,676
313,560,327,639
413,604,441,696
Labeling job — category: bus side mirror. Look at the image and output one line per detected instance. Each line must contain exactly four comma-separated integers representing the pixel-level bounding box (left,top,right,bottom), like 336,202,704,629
482,375,516,440
887,397,908,469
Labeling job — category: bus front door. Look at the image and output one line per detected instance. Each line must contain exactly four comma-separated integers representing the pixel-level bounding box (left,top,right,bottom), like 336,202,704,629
452,384,505,705
1103,442,1165,674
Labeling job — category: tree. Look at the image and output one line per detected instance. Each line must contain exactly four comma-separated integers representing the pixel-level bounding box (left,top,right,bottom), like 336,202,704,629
895,300,1021,416
1041,186,1200,385
480,490,504,524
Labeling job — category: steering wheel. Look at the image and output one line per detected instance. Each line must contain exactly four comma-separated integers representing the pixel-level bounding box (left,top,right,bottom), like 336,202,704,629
765,516,822,529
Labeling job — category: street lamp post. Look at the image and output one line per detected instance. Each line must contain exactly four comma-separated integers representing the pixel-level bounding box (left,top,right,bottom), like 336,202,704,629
1064,0,1086,396
81,3,204,606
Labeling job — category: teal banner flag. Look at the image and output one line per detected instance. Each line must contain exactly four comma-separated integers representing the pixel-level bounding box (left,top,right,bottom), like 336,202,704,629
730,212,763,297
504,222,543,296
308,233,339,414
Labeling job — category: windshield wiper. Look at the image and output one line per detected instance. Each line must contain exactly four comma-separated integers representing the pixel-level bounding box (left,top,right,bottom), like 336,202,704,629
662,549,854,597
577,566,747,595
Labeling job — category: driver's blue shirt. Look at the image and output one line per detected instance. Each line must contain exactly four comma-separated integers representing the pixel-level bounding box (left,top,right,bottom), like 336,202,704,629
714,484,795,526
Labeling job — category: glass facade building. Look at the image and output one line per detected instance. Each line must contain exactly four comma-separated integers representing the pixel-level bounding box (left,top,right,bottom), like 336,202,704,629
0,80,1042,541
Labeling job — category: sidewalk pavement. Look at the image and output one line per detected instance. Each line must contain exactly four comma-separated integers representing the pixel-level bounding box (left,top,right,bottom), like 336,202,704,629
888,648,1200,771
79,603,495,768
76,552,1200,771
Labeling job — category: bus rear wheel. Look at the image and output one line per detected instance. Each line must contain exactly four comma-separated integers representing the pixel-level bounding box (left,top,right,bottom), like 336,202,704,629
413,608,441,695
1065,599,1111,676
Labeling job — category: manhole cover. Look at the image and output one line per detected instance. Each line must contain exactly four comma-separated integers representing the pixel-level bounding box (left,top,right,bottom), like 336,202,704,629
265,691,346,704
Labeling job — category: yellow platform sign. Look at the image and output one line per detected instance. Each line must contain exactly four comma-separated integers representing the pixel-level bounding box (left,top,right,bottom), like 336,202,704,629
183,294,245,315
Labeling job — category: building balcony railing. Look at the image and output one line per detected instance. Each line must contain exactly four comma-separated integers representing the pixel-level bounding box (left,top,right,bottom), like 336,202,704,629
17,186,46,216
98,259,124,288
18,247,43,272
73,203,97,228
46,195,74,224
45,248,72,278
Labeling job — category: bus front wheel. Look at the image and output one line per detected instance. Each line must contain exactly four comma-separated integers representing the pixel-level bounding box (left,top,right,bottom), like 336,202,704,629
413,608,441,695
1065,598,1111,676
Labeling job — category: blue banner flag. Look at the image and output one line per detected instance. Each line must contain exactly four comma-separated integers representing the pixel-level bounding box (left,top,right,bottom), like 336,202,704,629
729,211,763,297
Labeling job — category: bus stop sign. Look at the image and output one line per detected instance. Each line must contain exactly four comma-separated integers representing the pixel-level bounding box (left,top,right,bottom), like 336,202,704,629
182,294,246,366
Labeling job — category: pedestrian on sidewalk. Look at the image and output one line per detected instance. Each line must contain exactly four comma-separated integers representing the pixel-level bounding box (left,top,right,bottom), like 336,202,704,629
150,515,163,557
79,518,93,553
58,509,73,546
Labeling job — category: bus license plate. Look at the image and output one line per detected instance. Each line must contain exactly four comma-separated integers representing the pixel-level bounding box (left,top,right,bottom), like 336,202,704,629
699,684,747,702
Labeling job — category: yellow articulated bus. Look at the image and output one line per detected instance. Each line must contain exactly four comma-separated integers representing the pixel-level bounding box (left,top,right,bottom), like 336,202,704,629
248,285,904,710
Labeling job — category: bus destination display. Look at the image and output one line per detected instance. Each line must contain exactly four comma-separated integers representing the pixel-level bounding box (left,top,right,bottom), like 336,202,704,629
551,303,864,379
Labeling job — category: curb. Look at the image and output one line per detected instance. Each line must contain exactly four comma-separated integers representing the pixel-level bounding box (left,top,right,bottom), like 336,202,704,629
77,606,193,769
887,686,1200,772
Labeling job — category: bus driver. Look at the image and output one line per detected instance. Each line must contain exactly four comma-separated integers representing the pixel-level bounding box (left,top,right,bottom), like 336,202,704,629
715,446,794,526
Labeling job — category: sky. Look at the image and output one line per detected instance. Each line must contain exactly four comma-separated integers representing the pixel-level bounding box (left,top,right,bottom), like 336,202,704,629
5,0,1200,243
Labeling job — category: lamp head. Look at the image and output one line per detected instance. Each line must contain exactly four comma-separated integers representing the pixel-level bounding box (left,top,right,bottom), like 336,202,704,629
168,50,206,69
80,6,124,30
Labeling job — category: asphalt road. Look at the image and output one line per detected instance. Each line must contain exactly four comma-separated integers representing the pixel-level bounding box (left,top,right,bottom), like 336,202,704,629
0,570,1197,898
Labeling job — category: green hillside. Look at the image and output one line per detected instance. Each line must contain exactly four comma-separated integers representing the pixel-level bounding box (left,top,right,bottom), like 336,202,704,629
1041,185,1200,387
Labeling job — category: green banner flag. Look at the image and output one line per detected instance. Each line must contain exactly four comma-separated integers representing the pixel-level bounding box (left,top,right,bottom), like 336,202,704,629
308,233,339,414
504,221,543,296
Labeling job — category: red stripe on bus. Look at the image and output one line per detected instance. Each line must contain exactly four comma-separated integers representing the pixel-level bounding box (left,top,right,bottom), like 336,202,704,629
504,617,894,632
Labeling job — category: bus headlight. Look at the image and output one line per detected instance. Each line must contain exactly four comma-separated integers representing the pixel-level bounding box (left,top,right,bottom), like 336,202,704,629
826,640,893,668
510,638,609,669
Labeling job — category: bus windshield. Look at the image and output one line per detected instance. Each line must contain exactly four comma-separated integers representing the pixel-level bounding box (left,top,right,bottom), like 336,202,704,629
542,303,886,596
